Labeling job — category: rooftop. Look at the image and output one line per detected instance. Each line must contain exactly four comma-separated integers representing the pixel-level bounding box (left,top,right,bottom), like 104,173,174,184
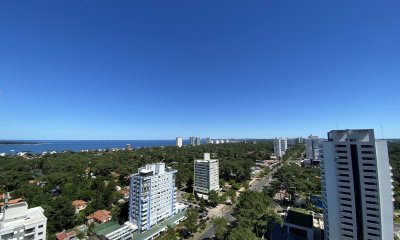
92,220,122,236
132,210,186,240
0,203,46,231
285,208,313,229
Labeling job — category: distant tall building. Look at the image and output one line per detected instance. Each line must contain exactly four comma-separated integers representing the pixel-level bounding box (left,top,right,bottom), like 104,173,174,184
189,137,195,146
0,198,47,240
274,137,288,158
305,135,322,163
175,137,183,148
194,153,219,196
125,144,133,151
205,138,211,144
195,137,201,146
321,129,394,240
129,163,177,232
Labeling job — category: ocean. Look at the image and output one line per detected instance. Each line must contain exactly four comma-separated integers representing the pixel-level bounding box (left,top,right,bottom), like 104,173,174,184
0,140,196,154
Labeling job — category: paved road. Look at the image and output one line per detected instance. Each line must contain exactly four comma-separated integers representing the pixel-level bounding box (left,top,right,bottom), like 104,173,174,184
250,166,280,192
197,207,234,240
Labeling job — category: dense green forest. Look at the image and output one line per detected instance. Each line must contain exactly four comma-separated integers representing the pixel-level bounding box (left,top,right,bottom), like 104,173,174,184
0,142,273,234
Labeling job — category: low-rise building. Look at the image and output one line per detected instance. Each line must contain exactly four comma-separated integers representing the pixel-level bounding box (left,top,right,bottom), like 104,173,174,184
92,220,137,240
86,210,112,225
55,230,77,240
125,144,132,151
71,200,87,214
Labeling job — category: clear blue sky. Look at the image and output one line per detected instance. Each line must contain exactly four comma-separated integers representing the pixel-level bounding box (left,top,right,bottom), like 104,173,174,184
1,1,399,140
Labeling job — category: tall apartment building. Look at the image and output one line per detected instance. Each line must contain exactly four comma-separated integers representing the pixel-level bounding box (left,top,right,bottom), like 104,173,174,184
189,137,195,146
129,163,177,232
305,135,322,163
194,153,219,196
321,129,394,240
274,137,288,158
175,137,183,148
195,137,201,146
0,199,47,240
205,138,211,144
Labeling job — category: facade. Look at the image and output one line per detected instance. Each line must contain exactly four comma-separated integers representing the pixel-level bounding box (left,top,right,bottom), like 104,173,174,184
175,137,183,148
321,129,394,240
205,138,211,144
274,137,288,158
103,222,137,240
305,135,323,163
129,163,177,232
92,221,137,240
195,137,201,146
194,153,219,195
189,137,195,146
0,201,47,240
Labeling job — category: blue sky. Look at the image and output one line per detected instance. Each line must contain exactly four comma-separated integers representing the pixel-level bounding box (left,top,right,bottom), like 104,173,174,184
0,1,399,140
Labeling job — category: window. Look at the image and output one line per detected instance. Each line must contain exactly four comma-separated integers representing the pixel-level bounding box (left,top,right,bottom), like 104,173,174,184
342,221,353,226
367,232,379,237
366,207,378,211
367,219,379,224
367,226,379,231
38,225,43,229
365,176,376,179
363,163,375,167
364,182,376,186
361,145,373,148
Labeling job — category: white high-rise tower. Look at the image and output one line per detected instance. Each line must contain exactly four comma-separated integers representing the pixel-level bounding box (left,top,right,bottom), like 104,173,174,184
194,153,219,196
176,137,183,148
129,163,177,232
321,129,394,240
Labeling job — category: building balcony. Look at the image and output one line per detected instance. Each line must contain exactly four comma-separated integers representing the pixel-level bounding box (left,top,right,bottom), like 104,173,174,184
24,229,35,235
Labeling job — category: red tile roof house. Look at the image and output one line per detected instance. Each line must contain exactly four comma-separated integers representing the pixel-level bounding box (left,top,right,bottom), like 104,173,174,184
85,210,112,226
55,231,77,240
71,200,87,214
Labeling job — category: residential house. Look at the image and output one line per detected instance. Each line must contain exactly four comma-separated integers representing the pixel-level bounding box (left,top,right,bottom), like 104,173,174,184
71,200,87,214
86,210,112,226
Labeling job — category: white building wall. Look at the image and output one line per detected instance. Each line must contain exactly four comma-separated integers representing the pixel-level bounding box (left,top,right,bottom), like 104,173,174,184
129,163,177,232
175,137,183,148
0,203,47,240
321,142,340,240
375,141,394,240
321,129,394,240
194,153,219,195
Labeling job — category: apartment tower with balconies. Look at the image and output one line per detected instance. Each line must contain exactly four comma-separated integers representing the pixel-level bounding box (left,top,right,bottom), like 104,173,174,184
129,163,177,232
321,129,394,240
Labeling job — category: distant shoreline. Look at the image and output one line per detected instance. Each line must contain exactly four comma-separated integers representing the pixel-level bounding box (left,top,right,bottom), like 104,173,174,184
0,141,41,145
